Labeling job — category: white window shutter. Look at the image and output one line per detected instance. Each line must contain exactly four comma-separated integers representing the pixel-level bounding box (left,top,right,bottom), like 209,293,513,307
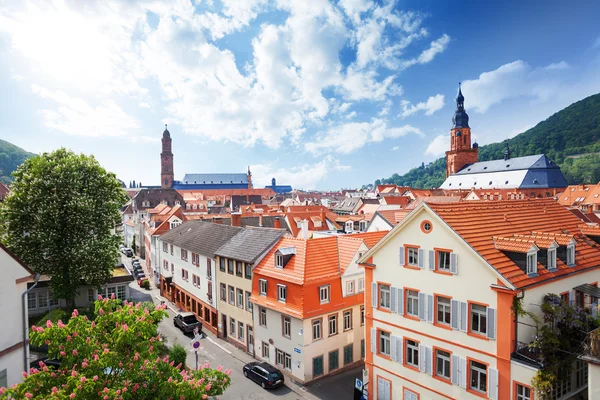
370,328,376,354
459,357,467,388
487,307,496,340
395,336,403,364
427,294,434,323
419,344,426,373
397,288,404,315
377,377,384,399
399,246,405,266
418,249,424,269
372,282,378,308
426,346,433,375
391,287,397,313
451,355,459,385
451,300,459,330
488,367,498,400
450,253,458,275
428,250,435,270
418,292,426,320
390,335,397,362
460,301,468,332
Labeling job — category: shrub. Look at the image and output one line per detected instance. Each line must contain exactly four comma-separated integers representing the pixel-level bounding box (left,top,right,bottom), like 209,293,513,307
169,343,187,369
142,279,150,290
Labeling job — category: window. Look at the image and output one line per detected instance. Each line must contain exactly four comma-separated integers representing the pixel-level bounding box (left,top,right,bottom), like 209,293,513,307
38,291,48,308
437,296,451,326
88,288,95,303
259,279,267,295
347,280,355,295
228,286,235,305
328,314,338,336
403,389,418,400
191,253,199,266
219,258,225,272
312,319,322,340
277,284,287,302
244,263,252,279
359,220,368,231
313,355,324,377
361,306,365,326
343,310,352,331
192,274,200,287
237,288,244,309
170,244,173,255
320,285,330,303
262,342,269,358
282,316,291,338
438,251,451,272
435,349,451,380
329,349,339,371
229,318,236,337
547,248,557,269
206,258,211,276
469,360,487,394
220,283,226,301
181,269,189,281
343,344,353,365
236,261,243,277
407,247,419,266
276,349,292,371
170,221,181,229
0,369,7,390
163,242,168,252
276,254,283,268
361,339,365,359
379,284,391,309
406,289,419,317
259,307,267,327
567,244,576,266
526,251,537,275
171,263,174,273
27,292,37,310
207,282,212,302
516,383,532,400
406,339,419,368
379,331,391,356
358,278,365,292
238,322,244,341
246,291,252,312
470,304,487,335
227,260,234,274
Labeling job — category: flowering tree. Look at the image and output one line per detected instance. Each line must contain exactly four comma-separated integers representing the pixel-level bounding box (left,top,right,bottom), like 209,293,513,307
0,298,231,399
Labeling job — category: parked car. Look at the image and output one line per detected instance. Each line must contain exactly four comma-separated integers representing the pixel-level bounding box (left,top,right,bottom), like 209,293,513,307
133,264,143,272
124,248,133,257
242,362,285,389
132,258,140,264
173,312,202,334
134,271,146,280
119,245,125,251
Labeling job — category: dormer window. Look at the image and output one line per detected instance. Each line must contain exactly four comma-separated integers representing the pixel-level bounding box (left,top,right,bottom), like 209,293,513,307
359,221,368,232
345,221,353,233
567,243,576,266
275,247,295,269
276,254,283,268
526,251,537,275
547,248,557,270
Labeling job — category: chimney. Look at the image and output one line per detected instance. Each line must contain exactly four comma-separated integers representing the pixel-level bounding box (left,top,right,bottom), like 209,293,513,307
258,214,263,227
231,212,242,227
274,217,281,229
213,216,222,225
301,219,309,239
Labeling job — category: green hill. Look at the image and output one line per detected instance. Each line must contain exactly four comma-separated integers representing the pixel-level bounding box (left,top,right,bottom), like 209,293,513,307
375,93,600,188
0,139,36,185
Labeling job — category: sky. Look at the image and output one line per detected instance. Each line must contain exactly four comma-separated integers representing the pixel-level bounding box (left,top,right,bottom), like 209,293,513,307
1,0,599,190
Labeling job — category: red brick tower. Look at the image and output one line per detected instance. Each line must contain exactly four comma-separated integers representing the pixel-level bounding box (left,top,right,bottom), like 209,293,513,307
161,124,174,188
446,84,478,177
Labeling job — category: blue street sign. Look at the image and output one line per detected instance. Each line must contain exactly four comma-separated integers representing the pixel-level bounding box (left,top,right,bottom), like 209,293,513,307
294,348,301,354
355,378,362,390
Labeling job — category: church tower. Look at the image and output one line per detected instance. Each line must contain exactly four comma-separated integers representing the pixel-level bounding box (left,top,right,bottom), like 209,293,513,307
445,84,478,177
161,125,174,188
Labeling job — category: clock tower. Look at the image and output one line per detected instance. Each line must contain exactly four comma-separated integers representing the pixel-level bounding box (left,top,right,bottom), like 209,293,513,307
161,125,174,189
445,84,479,177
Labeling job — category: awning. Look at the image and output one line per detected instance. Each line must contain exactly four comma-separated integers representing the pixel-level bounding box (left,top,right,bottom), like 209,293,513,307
574,283,600,298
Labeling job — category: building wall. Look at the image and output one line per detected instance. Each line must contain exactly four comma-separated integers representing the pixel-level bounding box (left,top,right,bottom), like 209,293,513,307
588,363,600,399
367,215,393,232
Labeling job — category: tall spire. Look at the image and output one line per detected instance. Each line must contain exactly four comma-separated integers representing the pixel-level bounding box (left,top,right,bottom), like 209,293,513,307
452,83,469,128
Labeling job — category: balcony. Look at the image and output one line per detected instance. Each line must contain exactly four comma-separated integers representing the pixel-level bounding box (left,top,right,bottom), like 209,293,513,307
512,341,543,369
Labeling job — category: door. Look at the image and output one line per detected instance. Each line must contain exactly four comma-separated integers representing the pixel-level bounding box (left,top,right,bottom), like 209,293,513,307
313,355,324,377
247,325,254,355
221,314,227,338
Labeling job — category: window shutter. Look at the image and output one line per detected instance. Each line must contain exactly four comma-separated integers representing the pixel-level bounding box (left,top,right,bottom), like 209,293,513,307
488,367,498,400
459,357,467,388
428,250,435,270
390,335,397,362
390,287,397,313
418,249,424,269
419,344,426,373
450,253,458,275
377,377,384,399
395,336,403,364
451,300,459,330
460,301,468,332
451,355,459,386
370,328,376,354
372,282,378,308
397,288,404,315
399,246,405,266
418,292,426,320
426,346,433,375
427,294,434,323
487,307,496,340
569,290,575,306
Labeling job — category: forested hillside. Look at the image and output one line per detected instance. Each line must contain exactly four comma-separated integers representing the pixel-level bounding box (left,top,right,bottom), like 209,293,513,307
375,93,600,188
0,139,36,185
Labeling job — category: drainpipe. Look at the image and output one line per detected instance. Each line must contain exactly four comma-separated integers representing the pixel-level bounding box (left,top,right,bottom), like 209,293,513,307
514,289,525,353
22,273,41,373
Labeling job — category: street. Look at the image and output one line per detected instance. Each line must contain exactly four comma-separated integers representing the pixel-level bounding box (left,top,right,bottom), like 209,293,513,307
122,254,362,400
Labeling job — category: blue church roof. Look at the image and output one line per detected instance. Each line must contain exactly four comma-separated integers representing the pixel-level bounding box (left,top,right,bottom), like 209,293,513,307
265,185,293,194
182,173,248,185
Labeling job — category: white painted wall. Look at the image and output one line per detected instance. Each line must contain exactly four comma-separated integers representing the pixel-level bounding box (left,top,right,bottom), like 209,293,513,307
588,362,600,399
367,215,393,232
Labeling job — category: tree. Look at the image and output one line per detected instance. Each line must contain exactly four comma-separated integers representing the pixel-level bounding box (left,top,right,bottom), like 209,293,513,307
0,298,232,399
0,149,128,306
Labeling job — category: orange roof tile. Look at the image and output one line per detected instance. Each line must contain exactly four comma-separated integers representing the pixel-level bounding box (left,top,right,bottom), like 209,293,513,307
428,199,600,289
347,231,388,249
578,224,600,237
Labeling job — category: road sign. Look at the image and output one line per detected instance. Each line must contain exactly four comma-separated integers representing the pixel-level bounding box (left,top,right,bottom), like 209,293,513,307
192,340,201,350
294,348,301,354
355,379,362,390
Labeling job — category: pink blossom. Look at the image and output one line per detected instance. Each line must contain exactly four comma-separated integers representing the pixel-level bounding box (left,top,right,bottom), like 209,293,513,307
46,320,53,328
98,294,103,300
93,375,99,382
122,387,127,393
168,377,173,383
205,383,211,391
70,394,76,399
0,388,6,396
202,396,208,400
22,371,28,378
72,309,79,317
122,324,129,331
119,362,123,368
103,348,109,354
80,376,86,383
72,349,78,356
71,370,78,377
25,394,33,399
82,361,88,368
57,320,65,328
104,387,109,393
66,335,72,341
111,293,116,299
86,337,91,344
99,308,105,315
52,387,59,394
217,365,223,371
204,363,210,369
91,321,96,328
104,396,109,400
60,351,66,357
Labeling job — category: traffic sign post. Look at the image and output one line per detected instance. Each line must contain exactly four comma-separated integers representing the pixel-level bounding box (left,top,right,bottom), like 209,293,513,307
191,330,202,370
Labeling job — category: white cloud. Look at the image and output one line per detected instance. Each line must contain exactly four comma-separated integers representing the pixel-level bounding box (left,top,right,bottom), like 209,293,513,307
400,94,445,118
251,156,350,189
400,34,450,69
544,61,569,70
392,146,400,151
424,134,447,156
305,118,422,154
339,0,373,23
139,102,151,109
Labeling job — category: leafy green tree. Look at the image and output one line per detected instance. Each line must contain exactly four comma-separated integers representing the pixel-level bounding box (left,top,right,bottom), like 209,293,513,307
169,343,187,369
0,149,128,306
0,298,232,399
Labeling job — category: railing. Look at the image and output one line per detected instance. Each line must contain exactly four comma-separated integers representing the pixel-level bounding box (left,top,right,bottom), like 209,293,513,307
583,328,600,358
515,341,542,364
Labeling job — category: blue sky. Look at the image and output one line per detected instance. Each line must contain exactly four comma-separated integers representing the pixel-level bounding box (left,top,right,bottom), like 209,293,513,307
1,0,599,190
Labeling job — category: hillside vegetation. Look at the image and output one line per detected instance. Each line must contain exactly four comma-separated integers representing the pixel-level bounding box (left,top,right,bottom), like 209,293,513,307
0,139,36,185
375,93,600,188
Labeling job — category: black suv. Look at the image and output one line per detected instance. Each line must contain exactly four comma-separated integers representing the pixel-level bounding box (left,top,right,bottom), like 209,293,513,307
242,362,284,389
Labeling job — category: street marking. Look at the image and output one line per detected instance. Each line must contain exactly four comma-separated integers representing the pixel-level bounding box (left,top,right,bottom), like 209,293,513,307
206,336,232,355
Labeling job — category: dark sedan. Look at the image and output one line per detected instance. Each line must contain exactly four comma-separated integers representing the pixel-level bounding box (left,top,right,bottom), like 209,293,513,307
242,362,285,389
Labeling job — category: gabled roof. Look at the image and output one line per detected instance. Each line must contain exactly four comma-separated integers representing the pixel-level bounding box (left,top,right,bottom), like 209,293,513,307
159,220,242,258
1,242,34,277
214,227,286,263
347,231,388,248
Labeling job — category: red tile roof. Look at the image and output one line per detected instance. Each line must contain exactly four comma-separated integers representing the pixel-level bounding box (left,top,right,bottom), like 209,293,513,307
376,209,411,226
347,231,388,248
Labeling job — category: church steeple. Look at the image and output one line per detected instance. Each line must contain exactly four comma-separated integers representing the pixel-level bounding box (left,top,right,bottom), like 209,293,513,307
452,83,470,129
161,124,174,188
446,84,478,178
